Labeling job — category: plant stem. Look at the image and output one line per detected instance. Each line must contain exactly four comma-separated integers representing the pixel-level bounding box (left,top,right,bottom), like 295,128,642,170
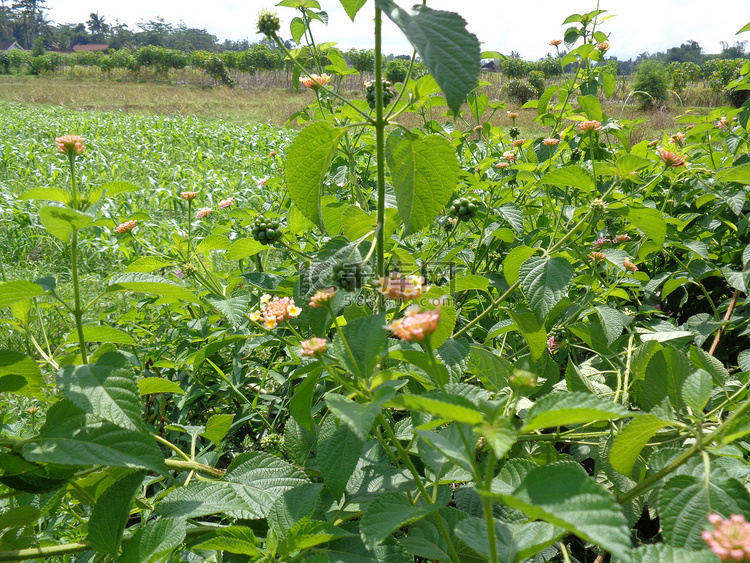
165,459,225,478
374,5,387,284
70,231,88,364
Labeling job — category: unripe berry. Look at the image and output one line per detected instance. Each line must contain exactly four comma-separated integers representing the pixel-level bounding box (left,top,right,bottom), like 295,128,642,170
257,10,281,37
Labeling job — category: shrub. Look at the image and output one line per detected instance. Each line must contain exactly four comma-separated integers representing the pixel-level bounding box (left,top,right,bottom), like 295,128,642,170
528,70,546,95
385,59,408,83
502,56,530,78
506,78,536,103
632,60,669,109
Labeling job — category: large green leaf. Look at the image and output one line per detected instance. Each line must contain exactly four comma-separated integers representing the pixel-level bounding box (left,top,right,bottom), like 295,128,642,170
503,246,536,285
385,129,459,235
200,413,234,445
100,180,141,197
106,273,201,304
226,237,264,260
157,482,254,519
376,0,480,114
318,424,363,501
325,385,395,441
507,310,547,361
206,292,250,328
612,204,666,247
466,345,512,392
268,483,324,535
628,543,719,563
540,167,595,192
137,378,185,396
56,351,142,431
388,392,482,425
189,527,260,556
0,349,46,399
490,462,631,559
332,313,387,379
38,205,92,241
360,492,441,549
609,415,672,477
289,371,321,432
454,517,564,563
64,324,134,345
23,401,166,474
681,369,712,413
285,121,347,226
522,392,633,432
519,256,574,322
339,0,367,20
658,475,750,549
0,280,46,309
277,518,355,556
17,187,72,204
88,471,146,557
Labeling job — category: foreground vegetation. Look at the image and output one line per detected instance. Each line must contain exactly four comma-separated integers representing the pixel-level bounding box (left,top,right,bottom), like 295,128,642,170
2,3,750,563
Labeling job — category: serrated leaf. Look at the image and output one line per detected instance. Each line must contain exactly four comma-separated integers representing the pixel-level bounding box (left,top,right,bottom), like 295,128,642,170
88,471,146,557
325,387,394,441
38,205,92,241
0,280,46,309
22,400,166,474
289,371,320,433
507,310,547,361
455,517,564,563
503,246,536,285
659,475,750,549
415,426,473,472
609,414,672,477
360,492,441,549
385,130,459,235
286,121,347,226
519,256,574,322
226,237,265,260
269,483,324,535
0,349,46,399
18,187,72,204
56,351,141,431
137,377,185,395
496,203,525,235
613,204,666,247
339,0,367,20
100,180,141,196
332,313,387,379
157,482,253,519
629,543,719,563
376,1,480,114
278,518,355,556
195,234,230,253
388,393,482,425
540,167,595,192
682,369,712,413
124,256,172,273
467,346,512,392
206,292,250,327
522,391,633,432
107,273,201,304
64,324,134,345
0,505,40,531
490,462,631,559
318,424,362,501
199,414,234,445
190,526,259,556
578,94,603,121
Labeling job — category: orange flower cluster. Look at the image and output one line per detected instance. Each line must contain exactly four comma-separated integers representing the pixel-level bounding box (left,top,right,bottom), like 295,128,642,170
301,73,330,89
542,138,560,146
387,306,441,342
55,135,86,157
300,337,328,357
658,149,688,167
218,198,234,209
549,39,562,46
309,287,336,308
623,259,638,272
579,120,602,132
250,294,302,329
180,191,199,201
702,514,750,562
375,274,425,301
196,208,212,219
115,220,137,234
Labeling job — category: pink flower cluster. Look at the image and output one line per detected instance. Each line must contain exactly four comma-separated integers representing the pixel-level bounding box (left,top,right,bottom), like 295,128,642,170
703,514,750,562
115,220,137,234
579,120,602,132
301,73,330,89
55,135,86,157
387,306,441,342
375,274,425,301
250,294,302,329
300,337,327,357
309,287,336,308
658,149,688,168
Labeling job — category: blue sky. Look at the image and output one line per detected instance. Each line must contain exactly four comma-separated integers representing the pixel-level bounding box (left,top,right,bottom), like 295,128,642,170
46,0,750,60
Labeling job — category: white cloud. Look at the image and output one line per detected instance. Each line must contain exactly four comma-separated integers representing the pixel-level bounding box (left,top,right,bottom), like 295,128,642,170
46,0,750,60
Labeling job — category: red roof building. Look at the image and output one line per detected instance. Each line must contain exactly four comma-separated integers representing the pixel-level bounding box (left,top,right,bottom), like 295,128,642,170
72,44,110,52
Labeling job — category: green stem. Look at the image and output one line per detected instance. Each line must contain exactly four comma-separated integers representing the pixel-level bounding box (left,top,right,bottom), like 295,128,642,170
165,459,225,478
70,231,88,364
152,433,191,461
374,6,387,284
481,448,499,563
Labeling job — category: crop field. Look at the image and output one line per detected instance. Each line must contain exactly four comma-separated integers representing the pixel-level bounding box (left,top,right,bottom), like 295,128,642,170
2,3,750,563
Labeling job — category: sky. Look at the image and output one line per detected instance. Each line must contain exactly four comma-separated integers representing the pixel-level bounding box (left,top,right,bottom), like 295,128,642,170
44,0,750,60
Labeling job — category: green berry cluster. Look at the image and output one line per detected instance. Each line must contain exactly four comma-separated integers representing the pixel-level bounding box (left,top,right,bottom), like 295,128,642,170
449,197,480,221
509,126,521,139
365,81,395,110
331,262,366,292
259,433,285,457
251,216,282,245
570,148,583,162
257,10,281,37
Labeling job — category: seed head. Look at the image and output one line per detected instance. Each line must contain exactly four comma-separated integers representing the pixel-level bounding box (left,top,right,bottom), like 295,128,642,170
257,10,281,37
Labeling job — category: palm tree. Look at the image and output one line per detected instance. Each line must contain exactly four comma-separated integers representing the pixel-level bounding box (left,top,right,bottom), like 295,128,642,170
86,11,109,38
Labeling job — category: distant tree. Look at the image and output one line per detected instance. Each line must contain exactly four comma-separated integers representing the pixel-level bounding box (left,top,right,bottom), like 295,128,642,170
664,40,703,64
720,40,748,60
86,11,109,41
11,0,47,48
632,60,669,109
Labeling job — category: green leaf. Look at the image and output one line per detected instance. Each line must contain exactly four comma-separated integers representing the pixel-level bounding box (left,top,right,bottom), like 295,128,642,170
318,424,363,501
88,471,146,557
613,204,666,247
332,314,387,379
223,452,311,519
454,517,564,563
388,393,482,425
0,349,46,399
56,351,142,431
0,452,77,494
339,0,367,20
23,400,167,474
467,346,512,392
226,237,265,260
268,483,324,535
503,246,536,285
376,1,480,114
385,130,459,235
496,203,524,235
629,543,719,563
137,377,185,396
18,187,72,204
451,274,490,293
609,414,672,477
124,256,172,273
289,371,321,432
278,518,355,556
578,94,603,121
0,505,40,531
325,387,395,441
415,426,473,472
659,475,750,549
490,462,631,559
65,324,134,345
285,121,347,226
157,482,253,519
507,310,547,361
206,292,250,328
200,414,234,445
38,205,92,241
107,273,202,304
739,21,750,34
681,369,712,413
195,234,230,253
0,280,46,309
540,167,595,193
100,180,141,197
522,391,633,432
190,526,260,556
519,256,574,322
360,492,441,549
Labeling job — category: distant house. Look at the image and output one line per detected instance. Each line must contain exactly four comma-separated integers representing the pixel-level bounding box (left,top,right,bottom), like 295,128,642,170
481,60,499,72
0,41,24,52
72,44,110,53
